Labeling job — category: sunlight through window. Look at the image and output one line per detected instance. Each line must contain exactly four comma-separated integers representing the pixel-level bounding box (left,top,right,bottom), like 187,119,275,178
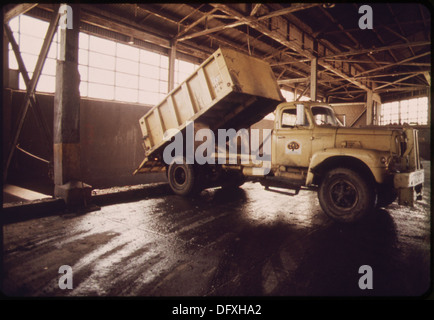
7,14,192,105
380,97,428,125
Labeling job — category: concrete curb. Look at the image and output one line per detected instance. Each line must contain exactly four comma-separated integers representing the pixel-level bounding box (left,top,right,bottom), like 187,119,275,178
2,182,171,224
91,182,171,206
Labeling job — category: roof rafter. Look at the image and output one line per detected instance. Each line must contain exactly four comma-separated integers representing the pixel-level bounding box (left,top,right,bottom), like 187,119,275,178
175,3,321,42
374,73,425,91
3,3,38,22
322,41,430,59
210,4,372,92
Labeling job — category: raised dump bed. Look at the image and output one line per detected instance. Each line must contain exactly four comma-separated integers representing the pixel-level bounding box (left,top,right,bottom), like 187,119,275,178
134,47,284,174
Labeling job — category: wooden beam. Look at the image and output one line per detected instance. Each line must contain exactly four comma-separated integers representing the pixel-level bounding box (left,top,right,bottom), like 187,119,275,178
322,41,430,59
175,8,218,40
355,51,431,77
78,5,212,60
278,77,309,85
295,85,309,101
80,8,171,48
3,3,38,22
311,57,318,101
212,4,371,92
383,82,429,88
387,3,415,58
353,70,431,80
168,41,176,92
424,72,431,86
319,6,359,48
366,90,374,125
3,6,60,182
177,3,321,42
255,3,321,21
376,86,429,93
319,19,431,36
178,4,206,25
321,58,430,67
3,24,53,151
350,3,399,65
329,90,366,95
374,73,423,91
250,4,262,16
176,19,244,42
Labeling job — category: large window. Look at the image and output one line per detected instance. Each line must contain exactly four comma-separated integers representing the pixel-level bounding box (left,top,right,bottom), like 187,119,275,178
7,14,199,106
174,59,198,88
380,97,428,125
78,33,169,105
8,15,60,93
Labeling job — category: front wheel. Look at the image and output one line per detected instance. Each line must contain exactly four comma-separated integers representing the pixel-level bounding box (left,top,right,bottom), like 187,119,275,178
318,168,375,223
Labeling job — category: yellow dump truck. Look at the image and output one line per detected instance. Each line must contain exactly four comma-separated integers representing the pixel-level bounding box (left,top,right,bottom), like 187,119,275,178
134,47,424,223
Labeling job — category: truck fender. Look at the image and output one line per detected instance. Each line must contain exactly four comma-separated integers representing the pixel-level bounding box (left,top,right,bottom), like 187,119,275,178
306,148,389,186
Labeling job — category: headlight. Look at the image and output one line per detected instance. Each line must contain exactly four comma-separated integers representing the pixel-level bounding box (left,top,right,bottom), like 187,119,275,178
388,156,403,173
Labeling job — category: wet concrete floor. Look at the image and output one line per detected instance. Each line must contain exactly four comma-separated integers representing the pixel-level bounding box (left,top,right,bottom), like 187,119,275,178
2,162,431,298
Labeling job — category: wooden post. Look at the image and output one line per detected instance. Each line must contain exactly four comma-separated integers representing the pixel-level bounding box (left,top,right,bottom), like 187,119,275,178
54,4,91,206
310,57,317,101
366,89,373,125
168,40,177,92
427,87,431,125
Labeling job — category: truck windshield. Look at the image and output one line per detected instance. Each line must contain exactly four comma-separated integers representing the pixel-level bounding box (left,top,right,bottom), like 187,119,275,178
311,106,342,127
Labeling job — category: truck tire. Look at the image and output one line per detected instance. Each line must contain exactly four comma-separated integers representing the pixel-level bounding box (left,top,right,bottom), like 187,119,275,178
167,158,197,196
318,168,375,223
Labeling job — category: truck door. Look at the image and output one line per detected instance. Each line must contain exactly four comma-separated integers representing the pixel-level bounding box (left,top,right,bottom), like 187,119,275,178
311,106,340,153
272,105,313,168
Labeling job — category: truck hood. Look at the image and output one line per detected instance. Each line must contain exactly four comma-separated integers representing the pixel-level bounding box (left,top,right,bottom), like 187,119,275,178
334,127,401,153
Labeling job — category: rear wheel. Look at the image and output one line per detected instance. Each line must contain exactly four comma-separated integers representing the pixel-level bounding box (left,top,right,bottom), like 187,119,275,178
318,168,375,223
167,157,198,196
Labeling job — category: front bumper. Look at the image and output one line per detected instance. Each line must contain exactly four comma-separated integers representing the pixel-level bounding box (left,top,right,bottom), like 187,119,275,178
394,169,424,206
394,169,424,188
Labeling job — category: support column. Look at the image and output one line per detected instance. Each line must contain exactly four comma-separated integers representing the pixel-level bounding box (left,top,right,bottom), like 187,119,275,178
310,57,317,102
168,40,177,92
367,87,381,125
3,28,9,88
428,88,431,125
54,4,91,206
366,89,373,125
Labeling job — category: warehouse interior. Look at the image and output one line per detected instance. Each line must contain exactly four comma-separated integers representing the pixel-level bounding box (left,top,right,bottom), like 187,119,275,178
1,3,432,299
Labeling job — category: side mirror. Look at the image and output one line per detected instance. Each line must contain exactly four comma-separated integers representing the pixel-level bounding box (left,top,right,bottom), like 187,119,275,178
296,104,305,126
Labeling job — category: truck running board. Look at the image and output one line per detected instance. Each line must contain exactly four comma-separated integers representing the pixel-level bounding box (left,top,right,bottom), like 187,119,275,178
263,185,300,196
259,176,303,196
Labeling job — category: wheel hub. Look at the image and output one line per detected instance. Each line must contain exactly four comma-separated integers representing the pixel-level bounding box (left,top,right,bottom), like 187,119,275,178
330,179,358,210
173,166,187,186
